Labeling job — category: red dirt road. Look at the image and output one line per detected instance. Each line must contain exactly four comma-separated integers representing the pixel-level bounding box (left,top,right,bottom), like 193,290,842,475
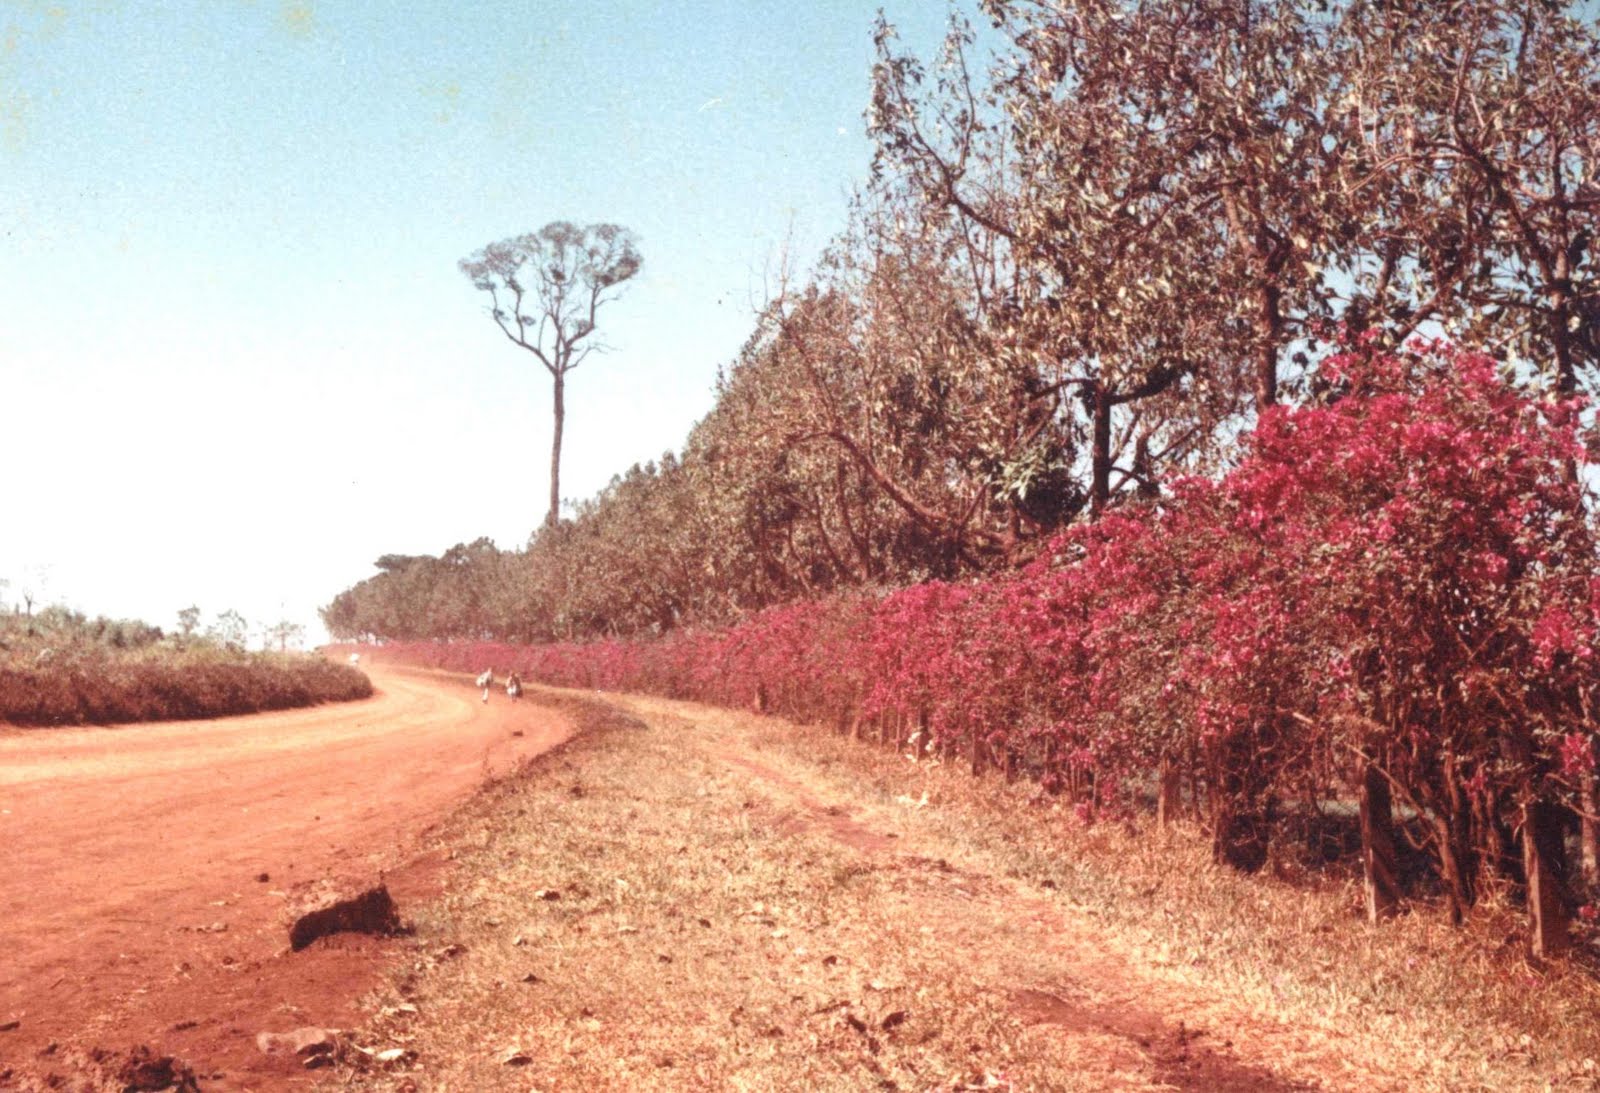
0,666,570,1089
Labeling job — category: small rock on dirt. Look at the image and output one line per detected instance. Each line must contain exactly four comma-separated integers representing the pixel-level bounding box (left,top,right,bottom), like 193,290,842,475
257,1026,340,1059
289,884,402,951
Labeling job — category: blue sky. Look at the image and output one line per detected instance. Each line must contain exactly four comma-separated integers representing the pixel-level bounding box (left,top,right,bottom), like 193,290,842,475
0,1,956,644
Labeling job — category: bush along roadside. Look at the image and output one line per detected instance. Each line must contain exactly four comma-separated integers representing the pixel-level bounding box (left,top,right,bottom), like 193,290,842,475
358,342,1600,960
0,646,373,727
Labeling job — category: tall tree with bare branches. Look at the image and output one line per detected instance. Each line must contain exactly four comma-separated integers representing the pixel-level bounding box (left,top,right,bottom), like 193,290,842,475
460,222,643,527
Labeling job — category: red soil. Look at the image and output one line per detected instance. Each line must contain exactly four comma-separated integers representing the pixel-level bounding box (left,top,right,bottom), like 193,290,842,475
0,665,569,1090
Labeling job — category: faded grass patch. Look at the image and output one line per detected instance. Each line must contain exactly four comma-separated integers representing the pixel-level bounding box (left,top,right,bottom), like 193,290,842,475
334,695,1176,1091
331,687,1600,1091
708,701,1600,1092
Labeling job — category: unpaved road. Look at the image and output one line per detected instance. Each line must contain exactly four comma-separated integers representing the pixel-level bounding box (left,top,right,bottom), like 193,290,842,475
0,665,569,1088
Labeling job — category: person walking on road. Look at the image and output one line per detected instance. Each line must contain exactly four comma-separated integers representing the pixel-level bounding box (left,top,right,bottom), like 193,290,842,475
476,668,494,704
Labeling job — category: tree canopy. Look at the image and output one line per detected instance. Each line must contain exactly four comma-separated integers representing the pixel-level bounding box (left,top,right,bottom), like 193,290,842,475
460,221,644,527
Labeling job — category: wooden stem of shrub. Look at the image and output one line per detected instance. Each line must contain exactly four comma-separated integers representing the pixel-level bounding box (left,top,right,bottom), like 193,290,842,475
1212,736,1269,874
1157,757,1182,826
1358,763,1402,922
1582,755,1599,894
1523,798,1571,958
1189,770,1205,823
1435,753,1477,926
970,724,986,777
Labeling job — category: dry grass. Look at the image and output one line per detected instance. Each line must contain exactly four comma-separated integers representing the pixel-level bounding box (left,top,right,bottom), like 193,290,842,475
329,689,1600,1092
0,646,371,726
733,707,1600,1091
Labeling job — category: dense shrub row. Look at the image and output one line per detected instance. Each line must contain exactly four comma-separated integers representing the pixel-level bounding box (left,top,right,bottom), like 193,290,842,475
0,646,373,727
364,344,1600,952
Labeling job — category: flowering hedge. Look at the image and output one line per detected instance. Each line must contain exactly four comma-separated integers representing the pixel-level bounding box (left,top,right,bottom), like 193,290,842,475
367,343,1599,944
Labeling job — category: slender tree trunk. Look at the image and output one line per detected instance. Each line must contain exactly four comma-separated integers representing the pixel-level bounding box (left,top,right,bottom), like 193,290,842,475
1090,385,1112,517
1582,757,1600,894
1359,763,1402,922
1213,734,1271,874
1255,282,1281,411
1158,756,1183,827
1523,798,1571,958
1436,755,1478,925
548,370,566,527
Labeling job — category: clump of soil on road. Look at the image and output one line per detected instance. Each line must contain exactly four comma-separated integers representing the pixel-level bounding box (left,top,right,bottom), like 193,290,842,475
106,1044,201,1092
290,885,405,951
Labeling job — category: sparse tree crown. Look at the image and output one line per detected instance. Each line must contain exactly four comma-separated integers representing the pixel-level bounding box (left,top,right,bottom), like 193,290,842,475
461,221,642,527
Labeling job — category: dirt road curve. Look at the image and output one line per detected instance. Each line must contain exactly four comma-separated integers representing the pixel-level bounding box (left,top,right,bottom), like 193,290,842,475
0,666,570,1088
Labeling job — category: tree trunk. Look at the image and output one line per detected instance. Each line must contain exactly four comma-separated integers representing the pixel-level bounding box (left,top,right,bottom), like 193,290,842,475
1157,756,1183,827
548,370,566,527
1434,759,1478,926
1090,385,1112,516
1583,756,1600,894
1255,282,1281,411
1523,798,1571,958
1359,763,1402,923
1212,735,1270,874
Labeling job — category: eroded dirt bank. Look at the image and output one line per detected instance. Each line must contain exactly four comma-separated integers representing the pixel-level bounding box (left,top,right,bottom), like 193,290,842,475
0,666,569,1089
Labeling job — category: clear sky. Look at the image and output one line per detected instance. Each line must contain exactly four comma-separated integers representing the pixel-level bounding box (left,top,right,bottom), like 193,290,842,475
0,1,956,646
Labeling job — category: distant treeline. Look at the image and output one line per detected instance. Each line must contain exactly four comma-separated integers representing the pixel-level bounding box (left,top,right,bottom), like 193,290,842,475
0,607,371,727
324,0,1600,649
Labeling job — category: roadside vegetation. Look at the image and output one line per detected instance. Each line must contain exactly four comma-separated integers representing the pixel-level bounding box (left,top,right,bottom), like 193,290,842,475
337,687,1600,1091
329,0,1600,1006
359,339,1600,958
0,607,371,727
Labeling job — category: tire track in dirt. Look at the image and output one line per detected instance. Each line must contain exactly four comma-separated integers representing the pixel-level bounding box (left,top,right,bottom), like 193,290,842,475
713,742,1309,1091
566,693,1405,1092
0,665,570,1090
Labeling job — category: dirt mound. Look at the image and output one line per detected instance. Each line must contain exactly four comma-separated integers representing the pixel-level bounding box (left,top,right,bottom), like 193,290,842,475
290,885,404,951
95,1044,201,1092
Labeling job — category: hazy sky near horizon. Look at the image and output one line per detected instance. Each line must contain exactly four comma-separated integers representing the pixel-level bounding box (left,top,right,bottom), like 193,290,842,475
0,1,954,645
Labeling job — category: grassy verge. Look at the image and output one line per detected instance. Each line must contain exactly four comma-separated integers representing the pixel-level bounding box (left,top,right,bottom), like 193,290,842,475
739,707,1600,1090
332,690,1600,1092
